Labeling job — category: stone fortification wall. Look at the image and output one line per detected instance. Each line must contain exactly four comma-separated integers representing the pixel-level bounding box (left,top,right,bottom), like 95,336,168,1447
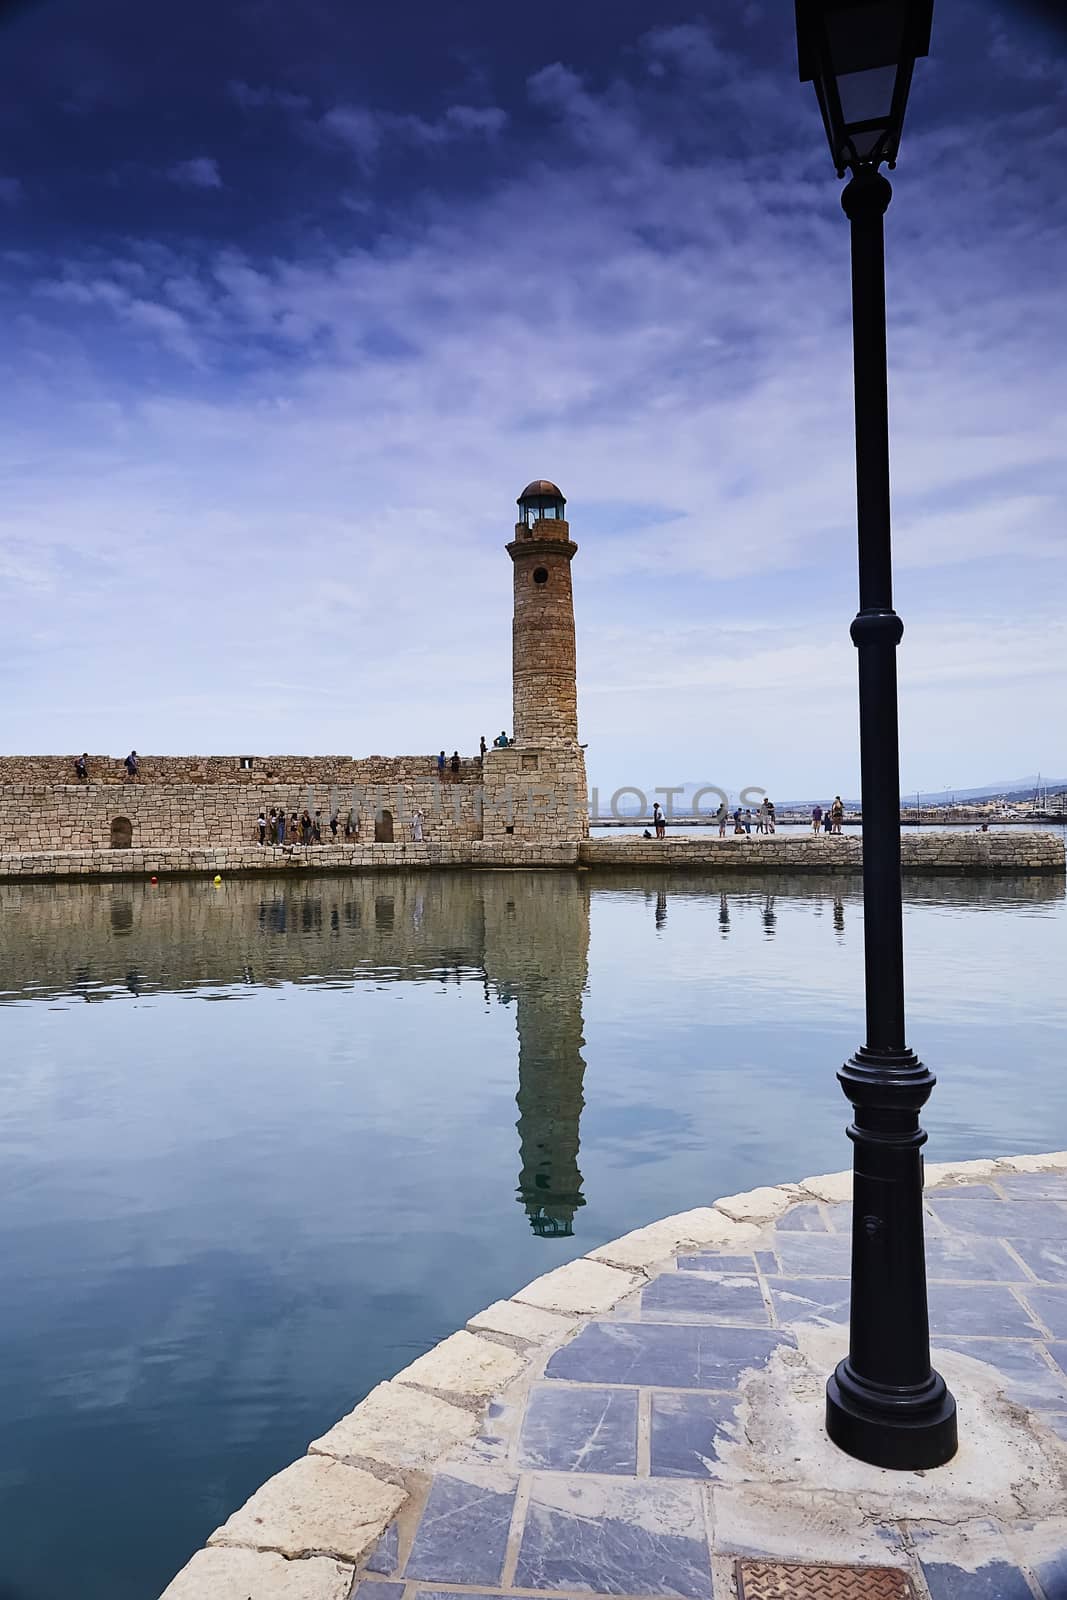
0,763,486,853
579,831,1066,874
0,754,439,784
0,751,591,854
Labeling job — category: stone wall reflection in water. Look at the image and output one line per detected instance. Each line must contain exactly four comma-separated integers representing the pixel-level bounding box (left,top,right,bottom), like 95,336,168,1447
0,871,597,1238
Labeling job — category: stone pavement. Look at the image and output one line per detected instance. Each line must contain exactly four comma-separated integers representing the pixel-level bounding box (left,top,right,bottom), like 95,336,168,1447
163,1156,1067,1599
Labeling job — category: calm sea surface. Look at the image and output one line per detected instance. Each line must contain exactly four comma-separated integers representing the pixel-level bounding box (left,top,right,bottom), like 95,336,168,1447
1,868,1065,1599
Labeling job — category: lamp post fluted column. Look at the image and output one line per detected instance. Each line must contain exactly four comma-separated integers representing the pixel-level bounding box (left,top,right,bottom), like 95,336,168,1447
824,163,958,1470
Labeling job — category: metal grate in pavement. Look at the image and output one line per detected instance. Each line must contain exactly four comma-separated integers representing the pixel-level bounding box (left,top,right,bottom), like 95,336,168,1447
735,1559,917,1599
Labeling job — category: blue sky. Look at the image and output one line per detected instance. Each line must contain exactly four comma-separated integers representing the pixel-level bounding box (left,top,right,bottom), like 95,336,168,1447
0,0,1064,796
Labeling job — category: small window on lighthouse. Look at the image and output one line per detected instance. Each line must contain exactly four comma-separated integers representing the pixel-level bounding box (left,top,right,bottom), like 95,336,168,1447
533,567,549,585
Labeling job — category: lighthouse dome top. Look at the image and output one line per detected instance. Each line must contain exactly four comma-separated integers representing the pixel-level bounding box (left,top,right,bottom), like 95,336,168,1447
518,479,565,504
517,480,566,527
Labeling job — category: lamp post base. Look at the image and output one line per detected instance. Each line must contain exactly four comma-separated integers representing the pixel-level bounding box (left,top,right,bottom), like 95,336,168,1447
826,1358,958,1470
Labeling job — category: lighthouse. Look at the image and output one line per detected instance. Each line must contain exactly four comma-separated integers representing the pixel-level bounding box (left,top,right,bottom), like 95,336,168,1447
508,480,579,748
480,481,588,848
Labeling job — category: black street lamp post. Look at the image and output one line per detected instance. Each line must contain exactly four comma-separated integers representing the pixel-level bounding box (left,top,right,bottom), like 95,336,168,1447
795,0,958,1470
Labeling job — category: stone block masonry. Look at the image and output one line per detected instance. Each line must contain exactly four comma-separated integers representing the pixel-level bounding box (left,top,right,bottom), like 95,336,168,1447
0,762,488,854
579,832,1066,875
160,1151,1067,1598
0,753,590,860
0,831,1061,882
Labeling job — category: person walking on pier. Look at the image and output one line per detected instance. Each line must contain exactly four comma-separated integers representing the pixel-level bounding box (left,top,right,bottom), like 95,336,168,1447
652,801,666,839
831,795,844,834
811,803,823,835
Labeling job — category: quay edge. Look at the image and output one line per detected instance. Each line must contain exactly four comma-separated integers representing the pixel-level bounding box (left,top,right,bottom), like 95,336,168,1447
0,830,1063,883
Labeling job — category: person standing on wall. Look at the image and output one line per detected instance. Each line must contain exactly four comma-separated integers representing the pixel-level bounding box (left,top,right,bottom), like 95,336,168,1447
811,802,822,835
124,750,139,781
831,795,844,834
74,753,89,781
450,750,461,776
411,809,424,842
479,735,487,760
329,811,339,841
652,800,666,839
437,750,446,778
719,804,728,838
765,798,776,834
257,810,266,846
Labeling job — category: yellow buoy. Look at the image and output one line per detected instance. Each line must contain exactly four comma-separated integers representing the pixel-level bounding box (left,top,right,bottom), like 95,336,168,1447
213,875,223,885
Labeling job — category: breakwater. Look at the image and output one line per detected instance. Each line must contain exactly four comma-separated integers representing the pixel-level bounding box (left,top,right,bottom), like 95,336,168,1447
0,830,1062,881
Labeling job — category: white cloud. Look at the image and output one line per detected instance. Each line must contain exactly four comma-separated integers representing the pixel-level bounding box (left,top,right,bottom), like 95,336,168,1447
316,101,507,168
166,157,223,190
228,80,311,113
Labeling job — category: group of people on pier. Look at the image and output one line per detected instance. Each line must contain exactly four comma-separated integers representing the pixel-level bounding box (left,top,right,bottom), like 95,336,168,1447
258,808,345,846
812,797,846,834
717,799,777,836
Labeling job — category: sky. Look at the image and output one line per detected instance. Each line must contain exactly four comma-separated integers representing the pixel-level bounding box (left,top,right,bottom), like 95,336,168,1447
0,0,1064,798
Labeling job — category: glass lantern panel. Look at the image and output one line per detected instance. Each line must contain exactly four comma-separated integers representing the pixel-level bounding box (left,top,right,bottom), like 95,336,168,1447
836,63,897,123
847,125,887,159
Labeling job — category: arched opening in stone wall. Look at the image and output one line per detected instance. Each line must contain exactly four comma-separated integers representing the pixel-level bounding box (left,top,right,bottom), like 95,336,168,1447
374,809,394,843
110,816,133,850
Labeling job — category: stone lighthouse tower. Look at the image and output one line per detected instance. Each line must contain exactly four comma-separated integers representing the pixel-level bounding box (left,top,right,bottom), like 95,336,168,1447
509,480,578,747
481,481,588,849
